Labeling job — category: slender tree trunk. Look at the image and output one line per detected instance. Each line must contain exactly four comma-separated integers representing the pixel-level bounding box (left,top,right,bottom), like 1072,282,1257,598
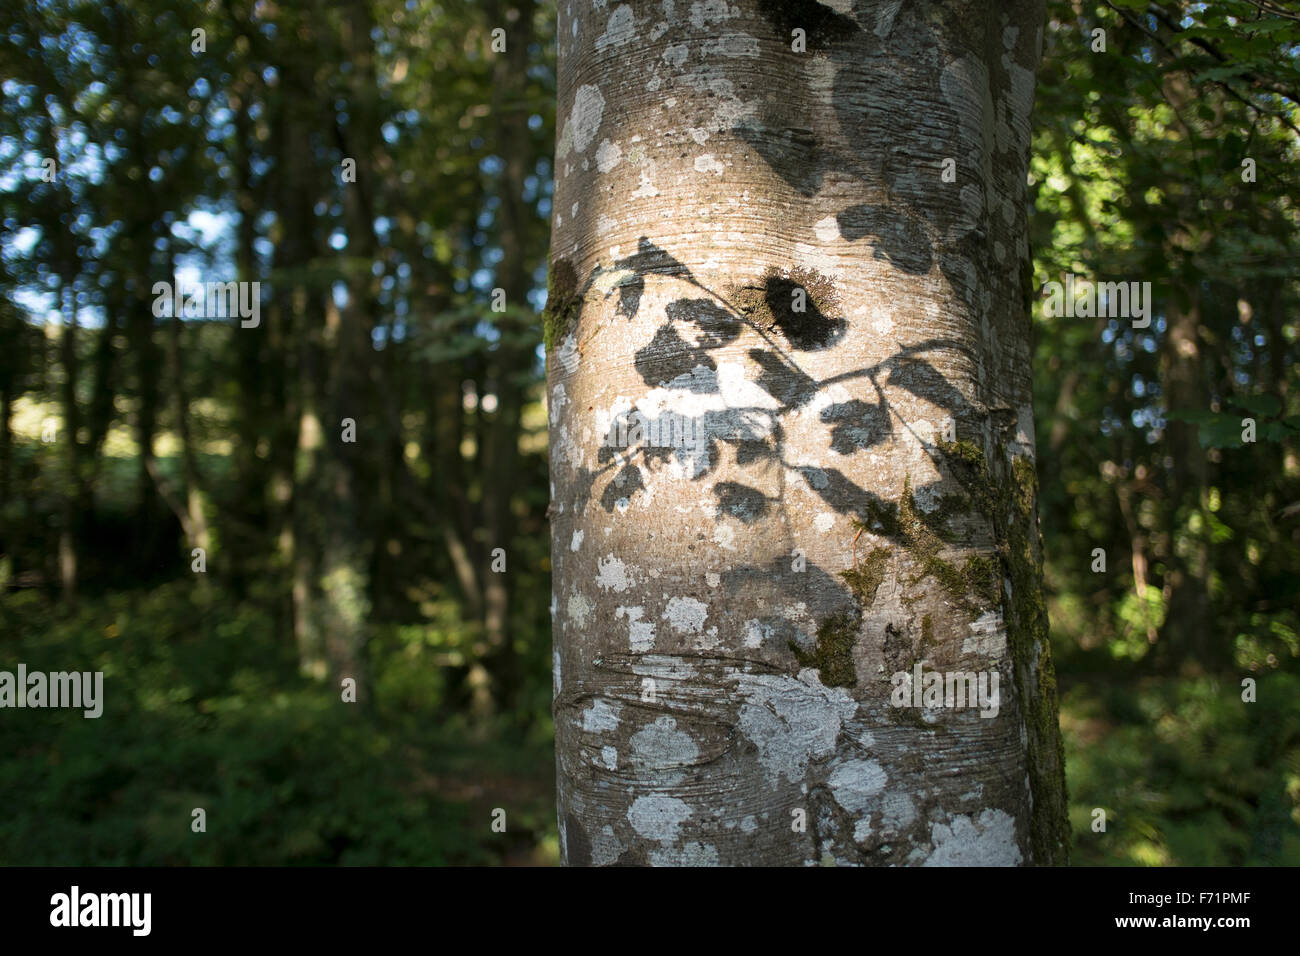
1148,62,1216,672
0,295,18,513
478,0,539,713
231,85,272,592
122,65,163,537
1158,289,1214,668
548,0,1066,866
166,259,211,560
42,103,81,600
57,263,79,600
304,0,384,697
273,20,374,694
279,91,335,684
83,296,119,499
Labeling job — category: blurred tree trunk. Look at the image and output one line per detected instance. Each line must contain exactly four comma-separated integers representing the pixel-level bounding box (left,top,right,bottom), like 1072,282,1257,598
1158,290,1215,668
231,78,273,593
35,94,81,598
0,384,9,511
165,247,211,562
82,294,119,501
1147,60,1217,671
548,0,1067,865
117,34,164,548
282,5,375,695
128,258,163,527
314,0,384,696
276,66,340,685
52,183,80,600
476,0,538,714
415,268,493,711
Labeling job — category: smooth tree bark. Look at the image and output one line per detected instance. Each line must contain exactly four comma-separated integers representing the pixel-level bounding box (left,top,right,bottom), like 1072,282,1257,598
547,0,1067,866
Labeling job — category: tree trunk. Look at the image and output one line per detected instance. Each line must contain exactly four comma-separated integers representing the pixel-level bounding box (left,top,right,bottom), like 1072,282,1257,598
231,84,273,593
273,11,376,695
166,256,211,561
547,0,1067,866
1157,289,1214,669
56,255,79,600
477,0,539,714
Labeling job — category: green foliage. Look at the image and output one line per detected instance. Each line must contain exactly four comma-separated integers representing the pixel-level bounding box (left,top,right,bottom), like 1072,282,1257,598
1063,673,1300,866
1033,0,1300,677
1167,400,1300,448
0,585,556,865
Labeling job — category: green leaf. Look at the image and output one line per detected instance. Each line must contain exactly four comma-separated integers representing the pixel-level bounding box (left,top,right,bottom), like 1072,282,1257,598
1199,417,1245,449
1237,394,1282,418
1260,422,1292,443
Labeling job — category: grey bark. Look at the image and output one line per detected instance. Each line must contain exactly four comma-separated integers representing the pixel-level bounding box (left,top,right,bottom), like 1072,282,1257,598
548,0,1067,866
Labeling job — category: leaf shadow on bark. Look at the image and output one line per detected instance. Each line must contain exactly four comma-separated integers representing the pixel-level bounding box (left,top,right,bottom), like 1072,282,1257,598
563,239,983,638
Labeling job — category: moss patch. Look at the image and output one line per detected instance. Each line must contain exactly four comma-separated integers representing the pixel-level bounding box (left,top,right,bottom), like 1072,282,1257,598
853,477,996,618
962,553,1001,605
942,432,1068,862
937,438,997,518
843,432,1070,861
791,610,858,688
1000,451,1070,864
543,258,581,354
840,547,889,606
805,546,892,689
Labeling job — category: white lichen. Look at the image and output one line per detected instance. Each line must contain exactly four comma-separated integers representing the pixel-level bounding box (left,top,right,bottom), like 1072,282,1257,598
582,698,622,733
735,670,858,784
662,595,708,635
616,605,656,651
596,553,632,592
595,138,622,172
630,716,699,769
827,758,888,813
567,590,593,628
627,794,692,844
567,84,606,153
594,5,636,50
923,809,1022,866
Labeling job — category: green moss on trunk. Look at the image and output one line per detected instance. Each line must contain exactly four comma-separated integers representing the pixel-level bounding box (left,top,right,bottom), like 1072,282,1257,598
841,547,889,606
792,611,858,688
999,452,1070,864
856,476,1000,617
937,435,1069,863
543,258,580,353
852,435,1069,862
